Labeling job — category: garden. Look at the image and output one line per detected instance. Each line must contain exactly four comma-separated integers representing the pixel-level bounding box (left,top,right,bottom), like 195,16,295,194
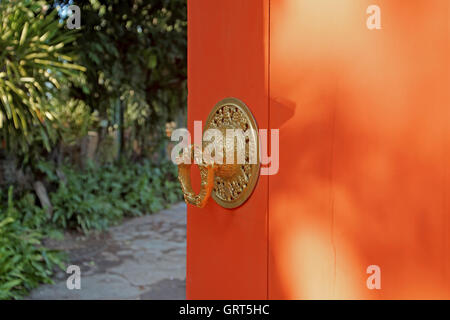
0,0,186,299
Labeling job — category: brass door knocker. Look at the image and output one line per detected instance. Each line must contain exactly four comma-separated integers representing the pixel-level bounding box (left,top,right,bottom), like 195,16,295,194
177,97,260,209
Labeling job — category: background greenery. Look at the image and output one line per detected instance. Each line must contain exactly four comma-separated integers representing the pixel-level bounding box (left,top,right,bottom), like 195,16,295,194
0,0,186,299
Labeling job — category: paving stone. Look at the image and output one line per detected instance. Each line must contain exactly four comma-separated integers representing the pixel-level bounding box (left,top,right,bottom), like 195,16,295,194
139,279,186,300
27,203,187,300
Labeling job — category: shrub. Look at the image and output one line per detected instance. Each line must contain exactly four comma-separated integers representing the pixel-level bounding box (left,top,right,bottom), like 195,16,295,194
0,160,182,299
50,161,182,233
0,0,85,153
0,187,63,300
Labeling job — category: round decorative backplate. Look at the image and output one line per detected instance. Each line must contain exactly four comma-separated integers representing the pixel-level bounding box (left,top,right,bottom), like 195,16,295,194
204,97,260,209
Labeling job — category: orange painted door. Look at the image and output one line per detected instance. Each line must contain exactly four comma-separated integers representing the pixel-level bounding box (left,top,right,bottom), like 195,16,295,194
188,0,448,300
187,0,269,299
269,0,450,299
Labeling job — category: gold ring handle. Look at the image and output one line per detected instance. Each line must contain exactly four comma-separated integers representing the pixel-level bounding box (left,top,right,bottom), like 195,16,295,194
177,144,217,208
177,97,260,209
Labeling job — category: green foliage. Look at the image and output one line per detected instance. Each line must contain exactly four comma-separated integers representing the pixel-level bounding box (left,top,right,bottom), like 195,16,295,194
0,160,182,299
49,161,182,233
0,0,85,153
0,187,64,300
51,98,97,146
0,0,187,300
67,0,187,157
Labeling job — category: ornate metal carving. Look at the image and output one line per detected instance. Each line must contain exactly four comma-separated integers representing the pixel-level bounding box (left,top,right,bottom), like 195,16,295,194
177,97,260,209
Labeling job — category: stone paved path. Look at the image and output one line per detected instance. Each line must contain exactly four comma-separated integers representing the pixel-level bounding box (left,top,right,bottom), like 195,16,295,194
28,203,186,300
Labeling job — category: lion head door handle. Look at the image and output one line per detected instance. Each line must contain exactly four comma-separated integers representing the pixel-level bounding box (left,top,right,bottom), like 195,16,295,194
177,97,260,209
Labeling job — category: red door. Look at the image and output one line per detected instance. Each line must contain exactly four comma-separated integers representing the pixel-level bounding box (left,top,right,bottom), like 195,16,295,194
187,0,269,299
268,0,449,299
187,0,449,299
